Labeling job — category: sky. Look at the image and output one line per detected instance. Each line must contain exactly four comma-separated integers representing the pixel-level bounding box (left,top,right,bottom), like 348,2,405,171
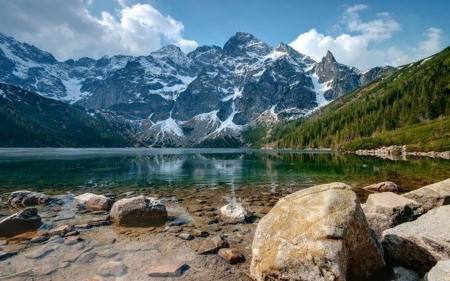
0,0,448,70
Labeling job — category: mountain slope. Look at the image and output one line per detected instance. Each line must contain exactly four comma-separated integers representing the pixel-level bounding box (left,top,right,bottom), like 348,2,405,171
0,31,395,147
276,47,450,151
0,83,133,147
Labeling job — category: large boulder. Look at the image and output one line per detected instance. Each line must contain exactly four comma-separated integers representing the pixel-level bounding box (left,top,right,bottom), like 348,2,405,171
220,203,250,223
363,181,399,193
110,196,167,227
363,192,424,237
250,183,385,281
8,190,50,207
0,207,41,237
382,205,450,275
403,178,450,212
74,193,113,211
425,260,450,281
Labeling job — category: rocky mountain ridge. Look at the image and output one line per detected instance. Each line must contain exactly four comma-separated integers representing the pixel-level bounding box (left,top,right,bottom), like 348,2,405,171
0,31,396,147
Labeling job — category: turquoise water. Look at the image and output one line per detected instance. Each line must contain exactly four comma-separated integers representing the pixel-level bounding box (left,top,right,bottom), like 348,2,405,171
0,148,449,198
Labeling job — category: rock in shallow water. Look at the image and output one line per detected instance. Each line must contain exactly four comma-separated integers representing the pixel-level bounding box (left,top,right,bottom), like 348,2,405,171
0,207,41,238
110,195,167,227
250,182,385,281
402,178,450,212
8,190,50,207
220,203,250,223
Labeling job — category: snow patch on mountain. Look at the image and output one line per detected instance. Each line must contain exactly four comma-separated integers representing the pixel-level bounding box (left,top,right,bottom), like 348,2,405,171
60,78,90,104
309,73,332,108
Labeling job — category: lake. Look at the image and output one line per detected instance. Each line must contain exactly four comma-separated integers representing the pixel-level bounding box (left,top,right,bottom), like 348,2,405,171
0,148,449,201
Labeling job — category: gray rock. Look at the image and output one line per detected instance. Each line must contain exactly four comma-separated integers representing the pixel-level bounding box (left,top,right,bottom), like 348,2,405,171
110,195,167,227
363,181,399,193
382,205,450,274
250,182,385,281
363,192,424,236
220,203,250,223
98,261,127,277
403,178,450,212
198,235,229,255
389,266,421,281
425,260,450,281
0,207,41,237
8,190,50,207
74,193,113,211
25,245,57,259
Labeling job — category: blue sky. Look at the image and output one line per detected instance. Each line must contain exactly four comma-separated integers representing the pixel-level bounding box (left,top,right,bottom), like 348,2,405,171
0,0,448,70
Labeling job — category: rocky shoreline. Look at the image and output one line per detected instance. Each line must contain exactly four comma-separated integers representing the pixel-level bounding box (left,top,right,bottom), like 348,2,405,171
0,179,449,280
351,145,450,160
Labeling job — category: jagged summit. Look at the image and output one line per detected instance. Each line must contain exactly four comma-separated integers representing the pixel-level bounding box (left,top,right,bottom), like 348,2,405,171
223,32,272,57
323,50,337,64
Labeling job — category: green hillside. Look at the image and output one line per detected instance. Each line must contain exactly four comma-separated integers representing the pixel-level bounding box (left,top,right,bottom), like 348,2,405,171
276,47,450,152
0,83,134,147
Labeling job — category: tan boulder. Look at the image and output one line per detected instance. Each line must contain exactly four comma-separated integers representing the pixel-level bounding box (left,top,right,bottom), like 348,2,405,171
250,183,385,281
363,181,399,193
402,178,450,212
110,195,167,227
382,205,450,275
363,192,424,236
74,193,113,211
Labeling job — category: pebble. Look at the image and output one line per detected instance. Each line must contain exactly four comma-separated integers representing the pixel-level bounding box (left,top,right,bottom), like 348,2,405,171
218,248,245,264
178,232,194,240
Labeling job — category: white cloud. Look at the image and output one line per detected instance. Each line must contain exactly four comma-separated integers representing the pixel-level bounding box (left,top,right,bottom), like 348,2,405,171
0,0,198,61
415,28,443,58
290,5,444,70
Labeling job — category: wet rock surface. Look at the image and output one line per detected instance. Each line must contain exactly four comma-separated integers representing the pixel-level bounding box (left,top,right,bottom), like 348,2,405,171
0,207,42,238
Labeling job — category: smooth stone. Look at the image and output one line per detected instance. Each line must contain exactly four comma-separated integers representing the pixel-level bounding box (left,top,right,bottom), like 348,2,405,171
110,195,167,227
98,261,127,277
76,251,97,264
198,234,229,255
146,260,189,277
382,205,450,275
250,182,385,281
30,235,49,243
218,248,245,264
97,249,119,258
403,178,450,212
48,224,72,236
64,236,82,245
387,266,422,281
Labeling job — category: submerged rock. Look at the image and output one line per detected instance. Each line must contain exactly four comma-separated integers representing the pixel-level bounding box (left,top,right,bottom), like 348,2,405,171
0,207,41,237
110,195,167,227
74,193,113,211
363,181,399,193
403,178,450,212
220,203,250,223
382,205,450,275
198,234,229,255
250,182,385,281
8,190,50,207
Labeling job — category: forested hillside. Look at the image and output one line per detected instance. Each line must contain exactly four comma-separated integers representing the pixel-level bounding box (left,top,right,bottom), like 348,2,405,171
276,47,450,152
0,83,134,147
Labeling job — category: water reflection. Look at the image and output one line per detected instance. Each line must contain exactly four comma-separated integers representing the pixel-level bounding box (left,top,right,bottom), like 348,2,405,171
0,148,449,195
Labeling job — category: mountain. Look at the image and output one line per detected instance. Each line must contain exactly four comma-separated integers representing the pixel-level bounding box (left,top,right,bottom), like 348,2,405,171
0,31,395,147
276,47,450,152
0,83,133,147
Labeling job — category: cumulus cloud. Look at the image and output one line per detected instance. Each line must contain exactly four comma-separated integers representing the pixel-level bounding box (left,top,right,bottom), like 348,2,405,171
290,5,444,70
0,0,198,61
